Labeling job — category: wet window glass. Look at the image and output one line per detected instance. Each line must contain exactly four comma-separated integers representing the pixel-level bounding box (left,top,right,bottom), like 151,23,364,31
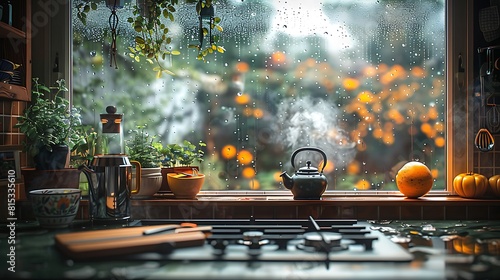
72,0,446,192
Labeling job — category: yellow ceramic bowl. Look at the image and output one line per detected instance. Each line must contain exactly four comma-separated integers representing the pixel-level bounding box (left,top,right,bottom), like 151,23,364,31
166,173,205,199
29,189,81,228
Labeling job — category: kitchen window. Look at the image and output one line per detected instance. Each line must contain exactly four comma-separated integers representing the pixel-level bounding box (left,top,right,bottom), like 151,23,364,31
71,0,458,194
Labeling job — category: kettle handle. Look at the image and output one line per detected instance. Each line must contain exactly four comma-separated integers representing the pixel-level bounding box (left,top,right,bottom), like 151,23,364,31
129,160,141,194
290,147,327,173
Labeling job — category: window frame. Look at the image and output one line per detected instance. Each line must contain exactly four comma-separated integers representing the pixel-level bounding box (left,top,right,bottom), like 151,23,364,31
62,0,472,196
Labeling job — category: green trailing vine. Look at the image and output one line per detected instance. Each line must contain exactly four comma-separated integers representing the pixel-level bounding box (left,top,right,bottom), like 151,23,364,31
76,0,224,78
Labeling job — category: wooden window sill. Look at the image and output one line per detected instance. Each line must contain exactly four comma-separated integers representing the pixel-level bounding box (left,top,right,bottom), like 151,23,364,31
12,195,500,221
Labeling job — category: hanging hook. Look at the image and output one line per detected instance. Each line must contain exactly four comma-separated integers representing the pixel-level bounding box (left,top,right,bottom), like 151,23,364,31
109,8,119,69
456,53,465,91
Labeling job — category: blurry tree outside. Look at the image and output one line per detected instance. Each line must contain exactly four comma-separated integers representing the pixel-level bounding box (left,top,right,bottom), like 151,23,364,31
72,0,446,191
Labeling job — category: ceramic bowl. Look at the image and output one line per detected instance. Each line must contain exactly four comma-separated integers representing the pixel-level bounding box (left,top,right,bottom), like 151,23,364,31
29,189,81,228
167,173,205,199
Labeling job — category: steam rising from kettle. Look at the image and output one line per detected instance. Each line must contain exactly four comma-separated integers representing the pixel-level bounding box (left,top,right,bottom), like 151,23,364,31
273,96,357,171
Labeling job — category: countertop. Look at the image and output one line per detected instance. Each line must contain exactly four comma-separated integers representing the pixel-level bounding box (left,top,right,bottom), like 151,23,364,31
1,219,500,279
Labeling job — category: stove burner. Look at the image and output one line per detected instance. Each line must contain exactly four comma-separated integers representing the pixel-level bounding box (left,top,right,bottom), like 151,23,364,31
238,231,270,250
304,232,342,246
296,232,349,252
138,218,411,265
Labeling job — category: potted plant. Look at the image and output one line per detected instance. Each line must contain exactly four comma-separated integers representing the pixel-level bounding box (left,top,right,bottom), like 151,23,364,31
77,0,224,77
126,125,163,197
70,124,99,167
15,78,84,193
158,140,206,192
69,124,99,196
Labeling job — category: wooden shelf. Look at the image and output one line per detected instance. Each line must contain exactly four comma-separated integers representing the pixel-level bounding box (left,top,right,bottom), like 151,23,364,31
0,0,31,101
0,83,29,101
0,21,26,39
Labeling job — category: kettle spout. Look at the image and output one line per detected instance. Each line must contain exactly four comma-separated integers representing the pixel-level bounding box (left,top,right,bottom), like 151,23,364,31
280,171,293,190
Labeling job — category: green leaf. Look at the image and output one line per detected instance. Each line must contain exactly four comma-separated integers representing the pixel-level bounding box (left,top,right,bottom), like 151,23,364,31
217,46,226,53
163,69,175,76
135,36,145,44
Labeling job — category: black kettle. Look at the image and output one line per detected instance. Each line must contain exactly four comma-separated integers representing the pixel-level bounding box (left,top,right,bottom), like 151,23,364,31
280,147,328,200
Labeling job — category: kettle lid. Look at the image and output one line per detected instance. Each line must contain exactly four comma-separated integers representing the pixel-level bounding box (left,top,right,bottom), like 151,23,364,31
296,161,320,175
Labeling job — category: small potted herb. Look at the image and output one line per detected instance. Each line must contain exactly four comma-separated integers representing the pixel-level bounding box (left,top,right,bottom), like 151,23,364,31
69,124,99,196
15,78,84,193
70,125,99,167
158,140,206,192
126,125,163,197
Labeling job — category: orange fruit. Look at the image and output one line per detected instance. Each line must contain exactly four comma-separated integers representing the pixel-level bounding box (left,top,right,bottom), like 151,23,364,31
395,161,433,198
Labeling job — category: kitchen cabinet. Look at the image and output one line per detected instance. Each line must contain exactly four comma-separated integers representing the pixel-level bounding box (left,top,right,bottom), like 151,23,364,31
0,0,31,101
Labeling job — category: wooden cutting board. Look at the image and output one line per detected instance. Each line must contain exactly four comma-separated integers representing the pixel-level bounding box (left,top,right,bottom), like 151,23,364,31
55,224,210,260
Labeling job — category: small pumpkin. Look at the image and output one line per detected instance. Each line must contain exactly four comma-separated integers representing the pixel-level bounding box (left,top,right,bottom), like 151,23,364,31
452,236,485,255
488,175,500,197
452,172,488,198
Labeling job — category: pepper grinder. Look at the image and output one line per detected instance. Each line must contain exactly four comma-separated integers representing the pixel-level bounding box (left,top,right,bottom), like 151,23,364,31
100,105,124,154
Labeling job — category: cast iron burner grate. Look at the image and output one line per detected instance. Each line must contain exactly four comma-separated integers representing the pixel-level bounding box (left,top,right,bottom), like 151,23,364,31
137,217,413,264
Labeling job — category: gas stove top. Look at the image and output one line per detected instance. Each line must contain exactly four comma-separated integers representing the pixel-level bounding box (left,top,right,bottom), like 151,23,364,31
135,217,413,264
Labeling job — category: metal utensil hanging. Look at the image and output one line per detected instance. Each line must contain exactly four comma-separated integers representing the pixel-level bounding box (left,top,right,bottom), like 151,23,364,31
486,93,500,133
475,62,495,152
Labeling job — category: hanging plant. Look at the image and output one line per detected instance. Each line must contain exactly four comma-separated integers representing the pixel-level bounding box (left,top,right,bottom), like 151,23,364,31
75,0,224,77
76,1,98,25
127,0,224,77
187,0,225,61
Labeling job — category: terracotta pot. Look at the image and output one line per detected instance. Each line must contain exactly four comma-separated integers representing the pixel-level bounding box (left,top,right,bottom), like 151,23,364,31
159,166,199,193
21,168,81,197
167,173,205,199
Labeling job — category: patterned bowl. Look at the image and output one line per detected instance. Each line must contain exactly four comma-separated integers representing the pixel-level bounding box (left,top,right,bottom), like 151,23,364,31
29,189,81,228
